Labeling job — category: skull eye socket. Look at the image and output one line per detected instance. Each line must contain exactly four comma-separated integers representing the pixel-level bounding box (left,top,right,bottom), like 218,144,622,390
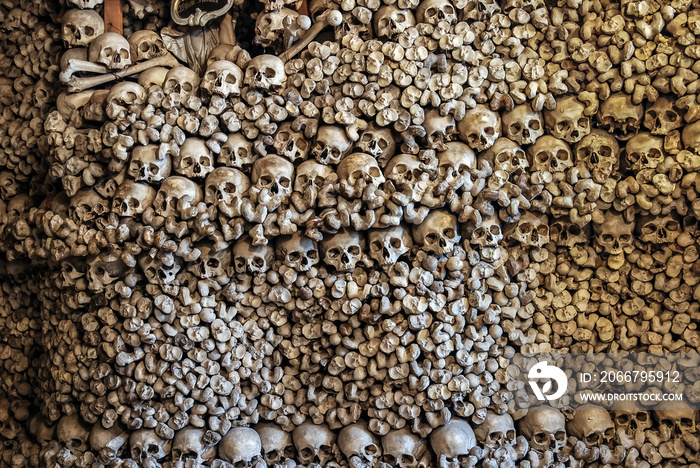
226,74,237,84
308,249,318,260
426,233,437,243
103,47,114,57
602,234,614,243
390,237,402,249
536,152,549,163
681,418,694,428
279,177,291,188
619,234,631,242
147,444,160,455
366,444,378,455
665,111,678,121
71,438,83,448
328,248,341,258
529,119,541,131
348,246,360,255
444,228,455,238
578,117,589,128
224,182,237,193
265,68,277,79
636,412,648,422
534,432,549,444
84,26,95,37
370,240,382,252
288,251,301,262
666,221,680,231
396,13,407,23
585,434,600,445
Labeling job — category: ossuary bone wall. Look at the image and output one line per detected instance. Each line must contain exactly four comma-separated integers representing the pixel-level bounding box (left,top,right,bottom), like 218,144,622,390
0,0,699,466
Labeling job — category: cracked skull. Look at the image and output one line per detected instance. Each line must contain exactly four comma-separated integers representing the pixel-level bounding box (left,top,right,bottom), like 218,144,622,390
625,133,665,172
636,213,681,244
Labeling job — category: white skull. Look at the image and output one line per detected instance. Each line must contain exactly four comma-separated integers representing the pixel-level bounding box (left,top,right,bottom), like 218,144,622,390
643,96,683,136
374,5,416,40
430,419,477,468
244,55,286,92
483,138,528,175
138,252,182,285
337,153,385,199
437,142,476,189
295,160,334,194
457,104,501,152
474,411,516,451
292,422,336,466
87,252,130,291
201,60,244,97
625,133,665,171
233,236,276,274
128,144,172,184
62,9,104,47
112,180,156,217
255,8,299,50
550,218,588,248
636,214,681,244
312,126,353,165
381,428,428,468
613,403,652,438
594,211,634,255
218,427,262,466
502,104,544,146
130,429,171,463
252,155,294,202
544,96,591,143
368,225,413,267
69,188,109,223
205,167,250,217
338,423,380,468
519,407,566,453
527,136,573,174
219,133,256,171
154,176,204,219
89,32,131,70
89,423,129,463
356,123,397,167
384,153,424,192
416,0,458,25
423,109,456,150
505,212,549,247
471,215,503,248
276,232,320,271
105,82,146,120
128,30,166,62
163,66,200,102
575,129,620,184
176,138,215,179
254,423,295,466
321,228,364,272
413,210,460,255
654,402,698,439
138,66,169,88
566,405,615,448
275,122,310,162
190,243,232,278
57,415,91,457
597,93,644,140
171,426,217,466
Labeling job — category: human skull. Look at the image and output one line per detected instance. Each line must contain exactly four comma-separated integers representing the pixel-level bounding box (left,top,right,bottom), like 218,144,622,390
471,215,503,248
153,176,204,219
5,194,32,221
374,5,416,40
382,428,428,468
89,32,131,70
233,236,276,274
171,426,217,466
550,218,588,248
474,411,516,451
128,30,166,62
384,154,424,191
57,415,91,457
244,55,286,92
201,60,244,97
613,403,652,438
219,133,256,171
292,422,336,466
255,8,299,50
252,155,294,202
0,172,18,199
255,423,295,466
176,138,214,179
423,109,456,150
105,82,146,120
89,423,129,463
643,96,683,136
654,401,698,439
218,427,262,466
682,120,700,152
276,232,320,271
336,10,373,41
321,228,364,272
527,136,573,174
163,66,200,102
413,210,460,255
368,225,413,267
138,252,182,286
543,96,591,143
128,144,172,184
29,414,56,445
624,133,665,172
69,188,109,223
338,423,380,468
575,129,620,184
312,126,353,165
112,180,156,217
483,138,528,175
294,160,334,195
519,407,566,453
597,93,644,140
566,405,615,448
356,123,397,167
594,211,634,255
502,104,544,146
138,66,169,88
437,142,476,189
506,212,550,247
337,153,385,199
130,429,171,463
636,213,681,244
274,122,310,162
190,243,232,278
205,167,250,217
87,252,130,291
430,419,477,468
62,9,104,47
457,104,501,152
416,0,458,24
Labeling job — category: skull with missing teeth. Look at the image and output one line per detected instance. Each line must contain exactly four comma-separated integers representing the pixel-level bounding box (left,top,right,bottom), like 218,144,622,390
368,225,413,267
245,55,286,92
413,210,460,255
252,155,294,204
277,232,320,271
322,228,364,272
374,5,416,40
337,153,385,199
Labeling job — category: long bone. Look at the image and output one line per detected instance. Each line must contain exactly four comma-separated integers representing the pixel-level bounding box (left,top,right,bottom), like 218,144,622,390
279,10,342,62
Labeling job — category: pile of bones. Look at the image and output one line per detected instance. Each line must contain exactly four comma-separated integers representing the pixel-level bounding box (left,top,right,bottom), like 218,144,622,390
1,0,700,466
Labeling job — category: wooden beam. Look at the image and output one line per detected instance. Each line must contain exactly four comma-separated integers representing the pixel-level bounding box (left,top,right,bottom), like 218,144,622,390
104,0,124,35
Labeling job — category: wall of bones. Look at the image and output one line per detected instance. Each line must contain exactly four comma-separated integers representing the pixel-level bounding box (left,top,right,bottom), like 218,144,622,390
0,0,700,465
